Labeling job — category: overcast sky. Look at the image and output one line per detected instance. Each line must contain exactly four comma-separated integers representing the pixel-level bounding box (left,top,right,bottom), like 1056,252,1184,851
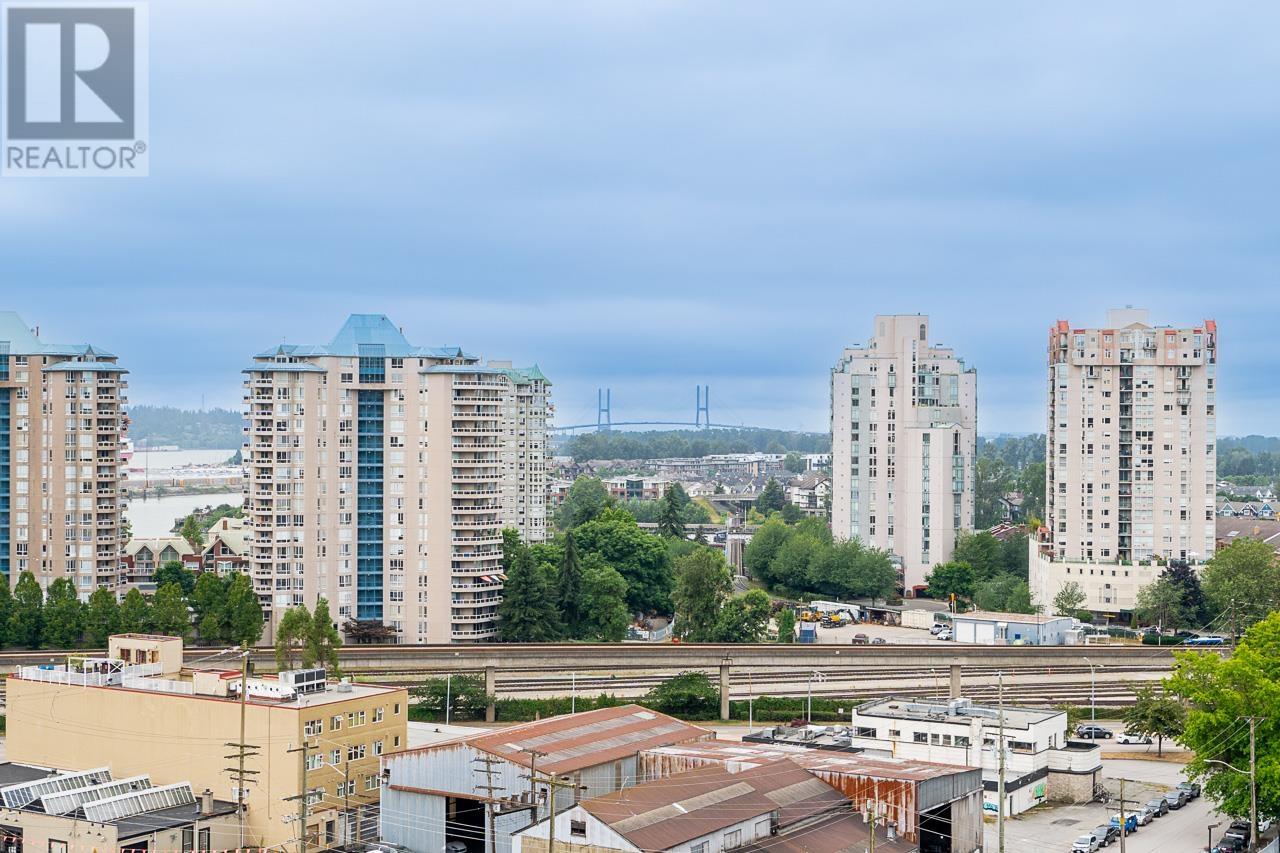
4,2,1276,435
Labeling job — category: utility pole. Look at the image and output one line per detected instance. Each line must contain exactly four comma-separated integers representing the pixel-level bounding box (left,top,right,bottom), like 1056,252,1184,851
474,755,504,853
1249,717,1258,853
284,740,318,853
223,649,259,852
867,805,876,853
997,670,1006,853
1119,779,1126,853
524,770,584,853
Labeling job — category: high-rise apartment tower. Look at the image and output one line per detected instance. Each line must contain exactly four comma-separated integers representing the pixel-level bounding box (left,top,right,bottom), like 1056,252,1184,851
243,315,549,643
830,315,977,593
0,313,127,595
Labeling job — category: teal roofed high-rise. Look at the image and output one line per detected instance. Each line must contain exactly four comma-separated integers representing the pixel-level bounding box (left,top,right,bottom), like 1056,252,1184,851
0,312,128,593
244,314,550,643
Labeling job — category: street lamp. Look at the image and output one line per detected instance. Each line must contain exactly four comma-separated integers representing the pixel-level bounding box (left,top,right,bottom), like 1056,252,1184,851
1207,821,1220,852
807,671,826,723
1082,657,1102,721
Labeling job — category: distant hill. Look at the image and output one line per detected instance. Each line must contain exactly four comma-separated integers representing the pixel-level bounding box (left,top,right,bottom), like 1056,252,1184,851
128,406,242,449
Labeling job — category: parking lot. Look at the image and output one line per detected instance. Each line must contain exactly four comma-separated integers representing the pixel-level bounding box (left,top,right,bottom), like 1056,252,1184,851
986,759,1222,852
810,619,937,645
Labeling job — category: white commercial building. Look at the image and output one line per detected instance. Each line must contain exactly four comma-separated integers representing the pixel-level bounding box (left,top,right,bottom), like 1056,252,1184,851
848,697,1101,816
1030,308,1218,616
950,611,1075,646
831,315,977,594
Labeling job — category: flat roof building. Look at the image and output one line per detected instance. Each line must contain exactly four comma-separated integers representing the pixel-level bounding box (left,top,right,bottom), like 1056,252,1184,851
6,635,407,851
848,697,1101,816
950,611,1076,646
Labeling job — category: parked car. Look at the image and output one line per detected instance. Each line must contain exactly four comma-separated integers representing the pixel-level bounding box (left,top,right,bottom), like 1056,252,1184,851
929,623,945,635
1228,819,1252,841
1144,798,1169,817
1116,731,1152,744
1134,807,1154,826
851,633,869,645
1071,833,1101,852
1110,813,1138,834
871,637,887,645
1094,824,1119,846
1177,781,1201,799
936,629,953,641
1219,833,1248,852
1076,724,1113,739
1163,790,1186,809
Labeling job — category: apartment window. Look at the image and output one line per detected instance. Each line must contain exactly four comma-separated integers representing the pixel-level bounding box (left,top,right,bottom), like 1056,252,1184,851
365,774,382,791
394,703,402,715
570,820,587,839
374,706,385,723
347,743,366,761
50,842,67,853
331,715,343,730
913,732,928,744
304,718,323,736
330,749,342,765
854,727,876,738
374,740,384,756
348,710,366,727
306,753,324,771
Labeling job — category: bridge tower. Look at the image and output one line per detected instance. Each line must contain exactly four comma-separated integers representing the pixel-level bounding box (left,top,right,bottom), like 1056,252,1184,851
596,388,612,432
696,385,710,429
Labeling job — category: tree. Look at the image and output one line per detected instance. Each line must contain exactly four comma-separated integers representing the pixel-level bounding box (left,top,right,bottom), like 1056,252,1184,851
307,598,343,674
118,588,149,634
192,572,228,642
574,510,673,614
9,571,43,648
756,478,786,515
553,476,613,531
1136,578,1191,631
1016,462,1046,522
498,539,563,642
974,455,1013,528
1122,683,1185,757
1166,612,1280,820
556,532,587,638
783,452,806,474
274,606,313,669
179,515,206,551
998,533,1030,579
83,587,119,647
780,503,805,524
223,573,264,647
1004,581,1036,614
43,578,84,648
672,549,732,642
1200,538,1280,634
153,560,195,596
952,532,1002,582
809,540,897,601
926,561,974,604
713,589,771,643
411,674,492,721
150,583,192,639
1052,581,1087,617
775,607,796,643
0,581,14,648
1161,561,1209,626
645,671,719,718
580,554,630,642
974,575,1035,614
657,486,687,540
743,519,790,584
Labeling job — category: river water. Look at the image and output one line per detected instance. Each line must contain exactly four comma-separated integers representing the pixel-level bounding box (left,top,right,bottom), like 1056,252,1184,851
127,491,244,538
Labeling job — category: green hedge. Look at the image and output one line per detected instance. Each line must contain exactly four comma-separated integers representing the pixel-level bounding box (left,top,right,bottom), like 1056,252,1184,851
408,693,851,724
1141,633,1186,646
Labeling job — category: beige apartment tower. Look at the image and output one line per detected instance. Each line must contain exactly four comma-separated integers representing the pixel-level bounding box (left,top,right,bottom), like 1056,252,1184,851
830,315,977,593
0,312,127,595
244,314,549,643
1030,308,1217,615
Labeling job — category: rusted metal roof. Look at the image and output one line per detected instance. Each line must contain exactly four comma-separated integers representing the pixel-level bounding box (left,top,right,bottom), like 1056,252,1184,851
641,739,975,782
581,758,846,850
739,811,918,853
461,704,710,774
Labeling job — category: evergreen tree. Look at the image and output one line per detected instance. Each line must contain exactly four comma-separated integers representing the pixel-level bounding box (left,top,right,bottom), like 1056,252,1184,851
9,571,44,648
180,514,206,551
657,486,686,539
775,608,796,643
756,478,786,515
1160,560,1209,625
150,583,191,638
43,577,84,648
84,586,120,647
118,588,149,633
0,581,14,648
223,573,264,648
307,597,343,674
275,606,313,669
556,532,586,638
498,543,562,642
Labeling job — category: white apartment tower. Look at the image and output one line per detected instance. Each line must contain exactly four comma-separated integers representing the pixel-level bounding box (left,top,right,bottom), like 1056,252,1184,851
0,313,128,596
1031,309,1217,614
243,315,550,643
830,315,977,593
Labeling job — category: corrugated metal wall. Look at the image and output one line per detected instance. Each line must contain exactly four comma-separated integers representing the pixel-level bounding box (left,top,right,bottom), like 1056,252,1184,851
381,785,446,853
945,791,983,853
918,768,984,811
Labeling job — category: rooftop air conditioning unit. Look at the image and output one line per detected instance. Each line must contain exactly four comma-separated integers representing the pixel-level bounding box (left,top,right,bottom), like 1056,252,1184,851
279,668,328,695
